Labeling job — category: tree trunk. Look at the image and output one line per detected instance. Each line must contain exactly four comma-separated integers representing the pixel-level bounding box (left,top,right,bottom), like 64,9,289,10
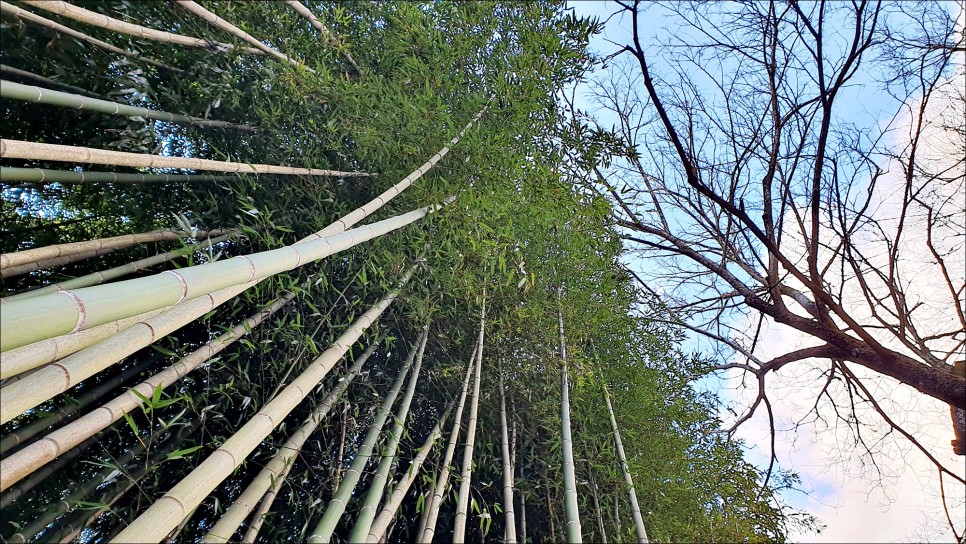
558,309,582,543
349,326,429,542
1,81,261,132
202,342,378,542
419,341,476,543
603,384,649,543
500,365,518,543
366,404,453,543
453,303,486,543
113,267,414,542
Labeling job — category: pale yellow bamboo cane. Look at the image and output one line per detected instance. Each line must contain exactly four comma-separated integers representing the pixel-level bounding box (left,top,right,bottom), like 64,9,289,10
0,139,369,177
0,2,182,73
0,308,165,380
0,199,444,357
365,405,452,543
2,248,107,278
453,304,486,543
0,290,297,492
1,228,226,271
20,0,262,54
201,342,376,543
111,267,415,543
176,1,311,72
282,1,361,75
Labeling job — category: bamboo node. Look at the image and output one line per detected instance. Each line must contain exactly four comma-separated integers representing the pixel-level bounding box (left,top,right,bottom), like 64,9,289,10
235,255,257,282
58,290,86,333
162,270,190,302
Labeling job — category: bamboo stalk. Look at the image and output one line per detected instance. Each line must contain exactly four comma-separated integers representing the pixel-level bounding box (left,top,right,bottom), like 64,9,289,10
417,349,474,542
365,404,453,543
0,64,99,97
20,0,262,54
176,1,311,71
111,267,414,542
1,80,262,132
603,384,649,543
201,342,377,543
558,309,583,543
50,474,136,543
0,432,100,509
0,288,297,491
4,233,233,302
308,331,422,544
0,139,370,178
0,355,156,454
0,166,235,185
0,2,182,72
500,366,518,543
3,248,113,278
0,308,166,380
453,303,486,543
282,0,362,75
349,326,429,542
0,198,441,355
588,464,607,544
0,227,228,271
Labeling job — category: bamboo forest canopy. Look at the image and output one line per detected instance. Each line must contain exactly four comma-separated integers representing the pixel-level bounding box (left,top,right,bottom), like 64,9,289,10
1,2,820,543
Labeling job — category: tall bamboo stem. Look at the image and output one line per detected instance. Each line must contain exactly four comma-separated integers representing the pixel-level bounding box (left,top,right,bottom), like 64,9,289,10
0,433,100,509
4,233,233,302
453,303,486,543
588,464,608,544
558,308,582,543
1,81,262,132
418,344,476,542
113,268,414,542
308,330,423,543
365,404,453,543
0,166,234,185
0,64,99,97
0,139,369,179
0,2,182,72
1,228,227,272
176,1,310,71
0,289,296,491
349,326,429,542
603,384,649,543
500,366,518,543
201,342,376,543
21,0,262,54
0,198,439,355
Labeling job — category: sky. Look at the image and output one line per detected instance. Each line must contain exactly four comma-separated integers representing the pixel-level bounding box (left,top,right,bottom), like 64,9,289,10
567,1,966,542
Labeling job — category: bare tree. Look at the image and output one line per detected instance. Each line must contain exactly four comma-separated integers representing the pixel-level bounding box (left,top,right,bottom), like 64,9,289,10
571,0,965,516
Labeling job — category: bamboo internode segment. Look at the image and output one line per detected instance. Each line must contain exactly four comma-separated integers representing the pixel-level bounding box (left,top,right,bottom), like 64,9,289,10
0,81,262,132
0,139,370,178
366,406,451,543
0,2,182,73
0,201,441,352
419,350,475,542
0,166,235,185
175,1,311,72
349,326,429,542
201,343,377,543
282,1,362,75
0,227,228,271
0,308,165,381
111,268,415,543
314,98,492,238
20,0,263,54
4,234,233,302
308,336,421,543
0,64,99,98
0,290,297,490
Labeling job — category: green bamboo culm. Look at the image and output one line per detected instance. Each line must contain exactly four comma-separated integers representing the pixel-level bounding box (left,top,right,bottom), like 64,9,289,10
0,64,100,97
0,81,262,132
111,267,415,542
0,167,234,185
308,332,425,543
201,341,378,543
0,200,447,355
559,308,583,543
348,325,429,542
604,383,650,543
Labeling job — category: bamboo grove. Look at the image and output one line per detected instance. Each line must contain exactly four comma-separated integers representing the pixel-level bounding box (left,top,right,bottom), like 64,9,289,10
0,2,819,543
